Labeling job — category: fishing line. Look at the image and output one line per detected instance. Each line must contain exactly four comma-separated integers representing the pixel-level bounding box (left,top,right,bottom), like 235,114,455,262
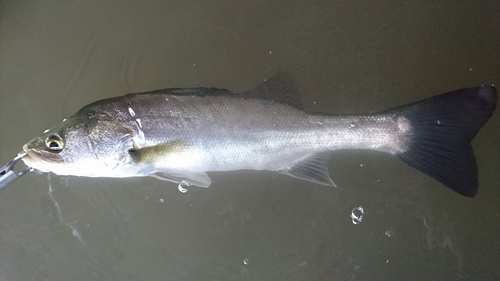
47,173,86,245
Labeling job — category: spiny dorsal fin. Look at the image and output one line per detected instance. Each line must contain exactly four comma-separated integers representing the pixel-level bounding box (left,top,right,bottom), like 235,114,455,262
126,73,301,107
152,87,234,97
246,72,302,108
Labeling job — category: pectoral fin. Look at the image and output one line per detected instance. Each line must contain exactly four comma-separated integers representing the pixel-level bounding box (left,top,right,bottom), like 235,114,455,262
150,172,212,188
278,153,336,186
129,141,188,164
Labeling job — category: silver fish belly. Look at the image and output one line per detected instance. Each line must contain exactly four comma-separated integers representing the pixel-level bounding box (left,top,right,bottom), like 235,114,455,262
21,73,496,197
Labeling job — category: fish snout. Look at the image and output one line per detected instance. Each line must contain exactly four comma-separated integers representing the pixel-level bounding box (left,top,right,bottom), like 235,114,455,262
21,138,65,169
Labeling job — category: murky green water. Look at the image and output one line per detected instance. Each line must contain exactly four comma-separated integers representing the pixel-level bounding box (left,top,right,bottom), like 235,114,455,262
0,1,498,280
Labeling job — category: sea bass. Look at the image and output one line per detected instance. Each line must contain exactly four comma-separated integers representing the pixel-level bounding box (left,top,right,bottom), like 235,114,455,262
21,74,496,197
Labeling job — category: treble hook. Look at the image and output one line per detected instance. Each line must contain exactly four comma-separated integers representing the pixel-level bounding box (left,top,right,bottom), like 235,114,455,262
0,152,30,191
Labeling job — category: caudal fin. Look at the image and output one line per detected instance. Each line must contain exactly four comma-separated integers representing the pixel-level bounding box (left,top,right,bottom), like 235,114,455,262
393,85,496,197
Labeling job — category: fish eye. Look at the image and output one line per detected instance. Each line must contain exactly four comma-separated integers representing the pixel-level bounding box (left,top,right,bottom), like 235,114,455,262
45,135,64,152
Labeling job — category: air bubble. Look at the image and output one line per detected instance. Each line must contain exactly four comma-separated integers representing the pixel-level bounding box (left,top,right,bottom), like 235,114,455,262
178,181,189,193
243,258,249,265
351,206,364,225
159,198,164,203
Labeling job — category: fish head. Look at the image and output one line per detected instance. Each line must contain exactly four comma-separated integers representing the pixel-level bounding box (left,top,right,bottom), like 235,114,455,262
22,115,135,177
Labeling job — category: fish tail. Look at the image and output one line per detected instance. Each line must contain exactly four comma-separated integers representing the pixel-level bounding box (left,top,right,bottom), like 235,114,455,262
392,85,497,197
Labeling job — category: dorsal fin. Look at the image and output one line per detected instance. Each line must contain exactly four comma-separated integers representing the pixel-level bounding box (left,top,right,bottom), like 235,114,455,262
125,72,301,107
140,87,234,97
246,72,302,108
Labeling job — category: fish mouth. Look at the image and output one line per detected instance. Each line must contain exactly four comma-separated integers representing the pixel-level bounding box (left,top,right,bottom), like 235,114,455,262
22,142,64,170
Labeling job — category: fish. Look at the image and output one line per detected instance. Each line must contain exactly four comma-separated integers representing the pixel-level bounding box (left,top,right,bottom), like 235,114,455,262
21,73,497,197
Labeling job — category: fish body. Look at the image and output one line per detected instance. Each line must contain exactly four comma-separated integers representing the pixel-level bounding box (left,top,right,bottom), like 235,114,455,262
22,74,496,197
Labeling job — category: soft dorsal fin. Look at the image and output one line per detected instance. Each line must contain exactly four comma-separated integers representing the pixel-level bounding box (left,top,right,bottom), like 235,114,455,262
246,72,302,108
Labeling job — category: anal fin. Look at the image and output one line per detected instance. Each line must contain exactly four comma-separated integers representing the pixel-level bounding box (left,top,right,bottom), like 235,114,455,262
278,152,336,186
